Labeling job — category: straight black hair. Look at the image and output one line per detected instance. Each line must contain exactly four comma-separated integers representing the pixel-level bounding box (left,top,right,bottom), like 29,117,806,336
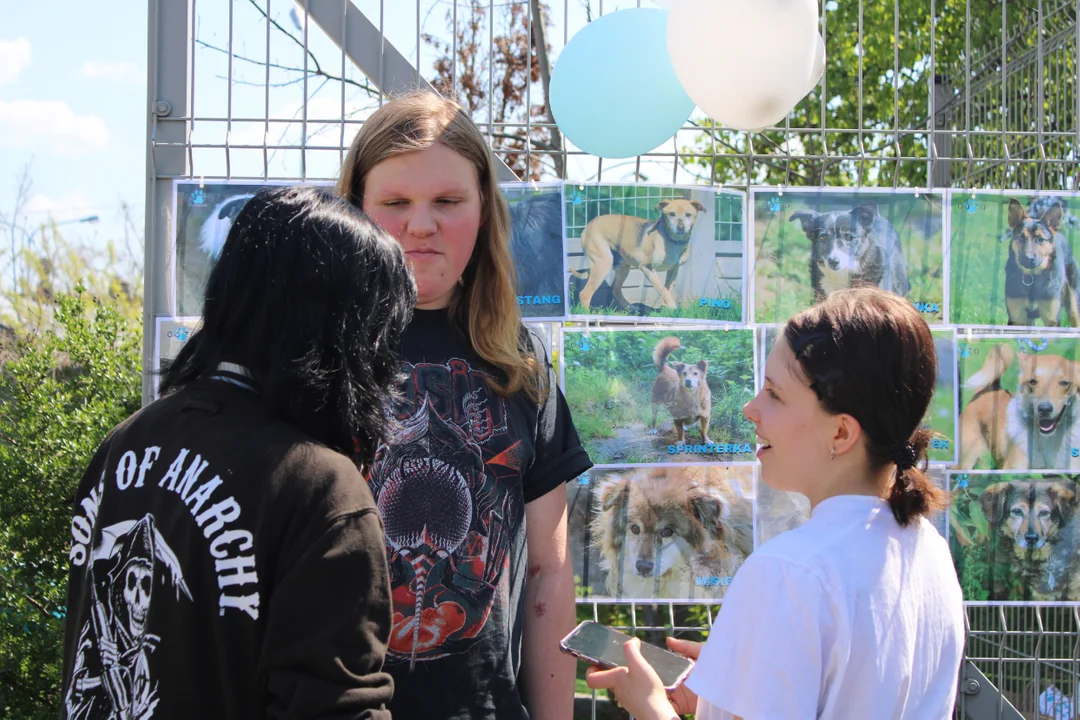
160,185,417,469
784,286,946,527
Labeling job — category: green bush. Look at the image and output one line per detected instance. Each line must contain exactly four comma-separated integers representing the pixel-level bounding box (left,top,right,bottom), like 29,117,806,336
0,287,142,718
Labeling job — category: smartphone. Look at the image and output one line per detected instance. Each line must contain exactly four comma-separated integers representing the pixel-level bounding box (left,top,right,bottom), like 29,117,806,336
559,620,695,690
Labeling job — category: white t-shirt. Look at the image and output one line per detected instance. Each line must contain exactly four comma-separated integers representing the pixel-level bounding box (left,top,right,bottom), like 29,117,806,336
685,494,965,720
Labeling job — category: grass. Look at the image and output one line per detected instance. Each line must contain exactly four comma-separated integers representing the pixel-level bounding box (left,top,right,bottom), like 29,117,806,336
752,191,945,325
951,193,1080,327
567,284,744,323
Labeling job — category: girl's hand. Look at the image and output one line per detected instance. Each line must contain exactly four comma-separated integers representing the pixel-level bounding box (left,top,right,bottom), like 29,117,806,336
585,638,680,720
664,637,704,715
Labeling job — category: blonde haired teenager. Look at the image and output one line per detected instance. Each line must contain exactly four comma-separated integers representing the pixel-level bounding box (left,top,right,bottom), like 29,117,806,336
337,90,593,720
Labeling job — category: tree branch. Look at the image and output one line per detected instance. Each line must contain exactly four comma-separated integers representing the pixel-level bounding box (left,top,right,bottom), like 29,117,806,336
195,39,379,97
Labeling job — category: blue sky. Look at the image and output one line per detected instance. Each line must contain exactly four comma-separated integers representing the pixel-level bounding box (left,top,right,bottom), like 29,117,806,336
1,0,667,283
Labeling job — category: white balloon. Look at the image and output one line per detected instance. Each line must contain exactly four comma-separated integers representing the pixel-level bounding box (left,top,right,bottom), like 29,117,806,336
667,0,819,131
807,32,826,93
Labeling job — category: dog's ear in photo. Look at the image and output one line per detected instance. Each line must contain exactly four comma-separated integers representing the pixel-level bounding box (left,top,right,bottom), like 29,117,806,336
691,200,707,214
979,482,1014,524
789,210,819,236
695,359,708,373
656,200,671,212
596,475,632,551
672,362,686,375
1048,480,1079,525
1040,201,1066,233
1008,198,1028,230
689,489,730,536
850,203,880,230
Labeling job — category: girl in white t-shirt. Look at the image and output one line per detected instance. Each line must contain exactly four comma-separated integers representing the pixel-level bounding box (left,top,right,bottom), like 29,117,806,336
586,287,966,720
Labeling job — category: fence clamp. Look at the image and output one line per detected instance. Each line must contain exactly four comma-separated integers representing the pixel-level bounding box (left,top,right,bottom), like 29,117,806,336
960,678,980,696
154,101,173,118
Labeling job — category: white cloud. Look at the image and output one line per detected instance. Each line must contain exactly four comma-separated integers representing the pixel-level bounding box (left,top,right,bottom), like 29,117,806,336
0,38,32,84
23,190,97,223
0,100,110,154
79,60,145,85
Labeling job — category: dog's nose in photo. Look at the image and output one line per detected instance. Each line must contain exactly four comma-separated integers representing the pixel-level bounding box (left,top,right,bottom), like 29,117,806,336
1038,402,1054,417
636,558,655,576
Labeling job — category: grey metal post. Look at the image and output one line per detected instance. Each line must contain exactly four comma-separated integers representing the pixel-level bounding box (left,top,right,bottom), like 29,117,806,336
299,0,518,182
142,0,191,405
932,74,954,188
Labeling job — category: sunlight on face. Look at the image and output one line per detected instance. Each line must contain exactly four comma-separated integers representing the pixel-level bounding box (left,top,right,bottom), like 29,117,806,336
743,334,835,495
362,142,483,310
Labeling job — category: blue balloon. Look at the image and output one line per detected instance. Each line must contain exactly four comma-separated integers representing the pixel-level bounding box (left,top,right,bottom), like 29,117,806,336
550,8,695,160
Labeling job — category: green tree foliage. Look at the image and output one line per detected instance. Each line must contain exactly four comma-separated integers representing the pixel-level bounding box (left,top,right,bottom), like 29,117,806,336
0,284,142,716
680,0,1045,188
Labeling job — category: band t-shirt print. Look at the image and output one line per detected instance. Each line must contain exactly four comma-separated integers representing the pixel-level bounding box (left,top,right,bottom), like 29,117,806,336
367,309,592,719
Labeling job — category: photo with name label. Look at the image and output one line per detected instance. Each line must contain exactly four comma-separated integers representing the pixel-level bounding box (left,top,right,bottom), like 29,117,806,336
949,471,1080,603
501,182,568,320
564,184,745,323
758,325,957,464
562,328,757,465
958,335,1080,471
950,191,1080,330
751,188,945,326
567,465,755,601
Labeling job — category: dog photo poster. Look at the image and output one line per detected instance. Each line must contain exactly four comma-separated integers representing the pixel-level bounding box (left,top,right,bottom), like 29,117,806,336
500,182,568,321
567,465,755,602
172,179,324,316
564,184,745,323
949,191,1080,330
957,334,1080,472
152,316,201,401
948,471,1080,603
757,325,958,464
756,466,949,547
561,327,757,466
750,188,946,326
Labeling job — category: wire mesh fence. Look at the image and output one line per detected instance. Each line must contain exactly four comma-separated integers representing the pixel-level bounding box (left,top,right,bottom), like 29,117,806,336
144,1,1080,717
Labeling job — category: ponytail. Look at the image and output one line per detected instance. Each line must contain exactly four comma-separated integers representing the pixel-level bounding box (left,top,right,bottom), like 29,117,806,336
886,428,947,527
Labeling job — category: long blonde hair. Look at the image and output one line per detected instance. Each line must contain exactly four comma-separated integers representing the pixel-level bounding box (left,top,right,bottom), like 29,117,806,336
337,90,544,402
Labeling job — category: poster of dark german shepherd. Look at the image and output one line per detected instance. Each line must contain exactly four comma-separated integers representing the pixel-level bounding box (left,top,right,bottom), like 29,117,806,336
561,327,756,465
500,182,568,321
949,191,1080,330
751,188,945,326
948,471,1080,603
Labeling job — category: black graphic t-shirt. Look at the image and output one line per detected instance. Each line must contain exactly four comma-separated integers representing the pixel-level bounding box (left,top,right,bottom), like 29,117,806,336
369,309,592,719
59,377,394,719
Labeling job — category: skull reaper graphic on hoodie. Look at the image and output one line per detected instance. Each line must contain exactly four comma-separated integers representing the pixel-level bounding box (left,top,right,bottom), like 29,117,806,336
367,310,592,719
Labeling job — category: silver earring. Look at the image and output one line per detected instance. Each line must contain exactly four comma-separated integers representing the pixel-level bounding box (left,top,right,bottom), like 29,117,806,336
830,447,836,461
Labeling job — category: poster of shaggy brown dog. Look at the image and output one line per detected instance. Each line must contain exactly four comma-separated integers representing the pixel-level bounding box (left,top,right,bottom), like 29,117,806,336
566,465,754,602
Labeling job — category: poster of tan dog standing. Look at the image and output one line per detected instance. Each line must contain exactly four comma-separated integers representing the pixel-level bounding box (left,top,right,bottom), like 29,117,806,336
565,184,745,322
565,465,755,601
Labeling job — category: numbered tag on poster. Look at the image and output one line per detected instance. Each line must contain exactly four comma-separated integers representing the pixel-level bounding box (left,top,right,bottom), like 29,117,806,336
757,325,957,464
948,471,1080,603
153,316,201,400
173,180,331,316
564,184,745,323
949,191,1080,330
501,182,568,321
562,327,756,465
757,466,948,547
567,465,755,601
751,188,945,325
957,334,1080,471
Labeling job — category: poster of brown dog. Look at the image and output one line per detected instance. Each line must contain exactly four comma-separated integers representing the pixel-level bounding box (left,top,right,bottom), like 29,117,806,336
564,184,745,323
949,471,1080,603
566,465,755,601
